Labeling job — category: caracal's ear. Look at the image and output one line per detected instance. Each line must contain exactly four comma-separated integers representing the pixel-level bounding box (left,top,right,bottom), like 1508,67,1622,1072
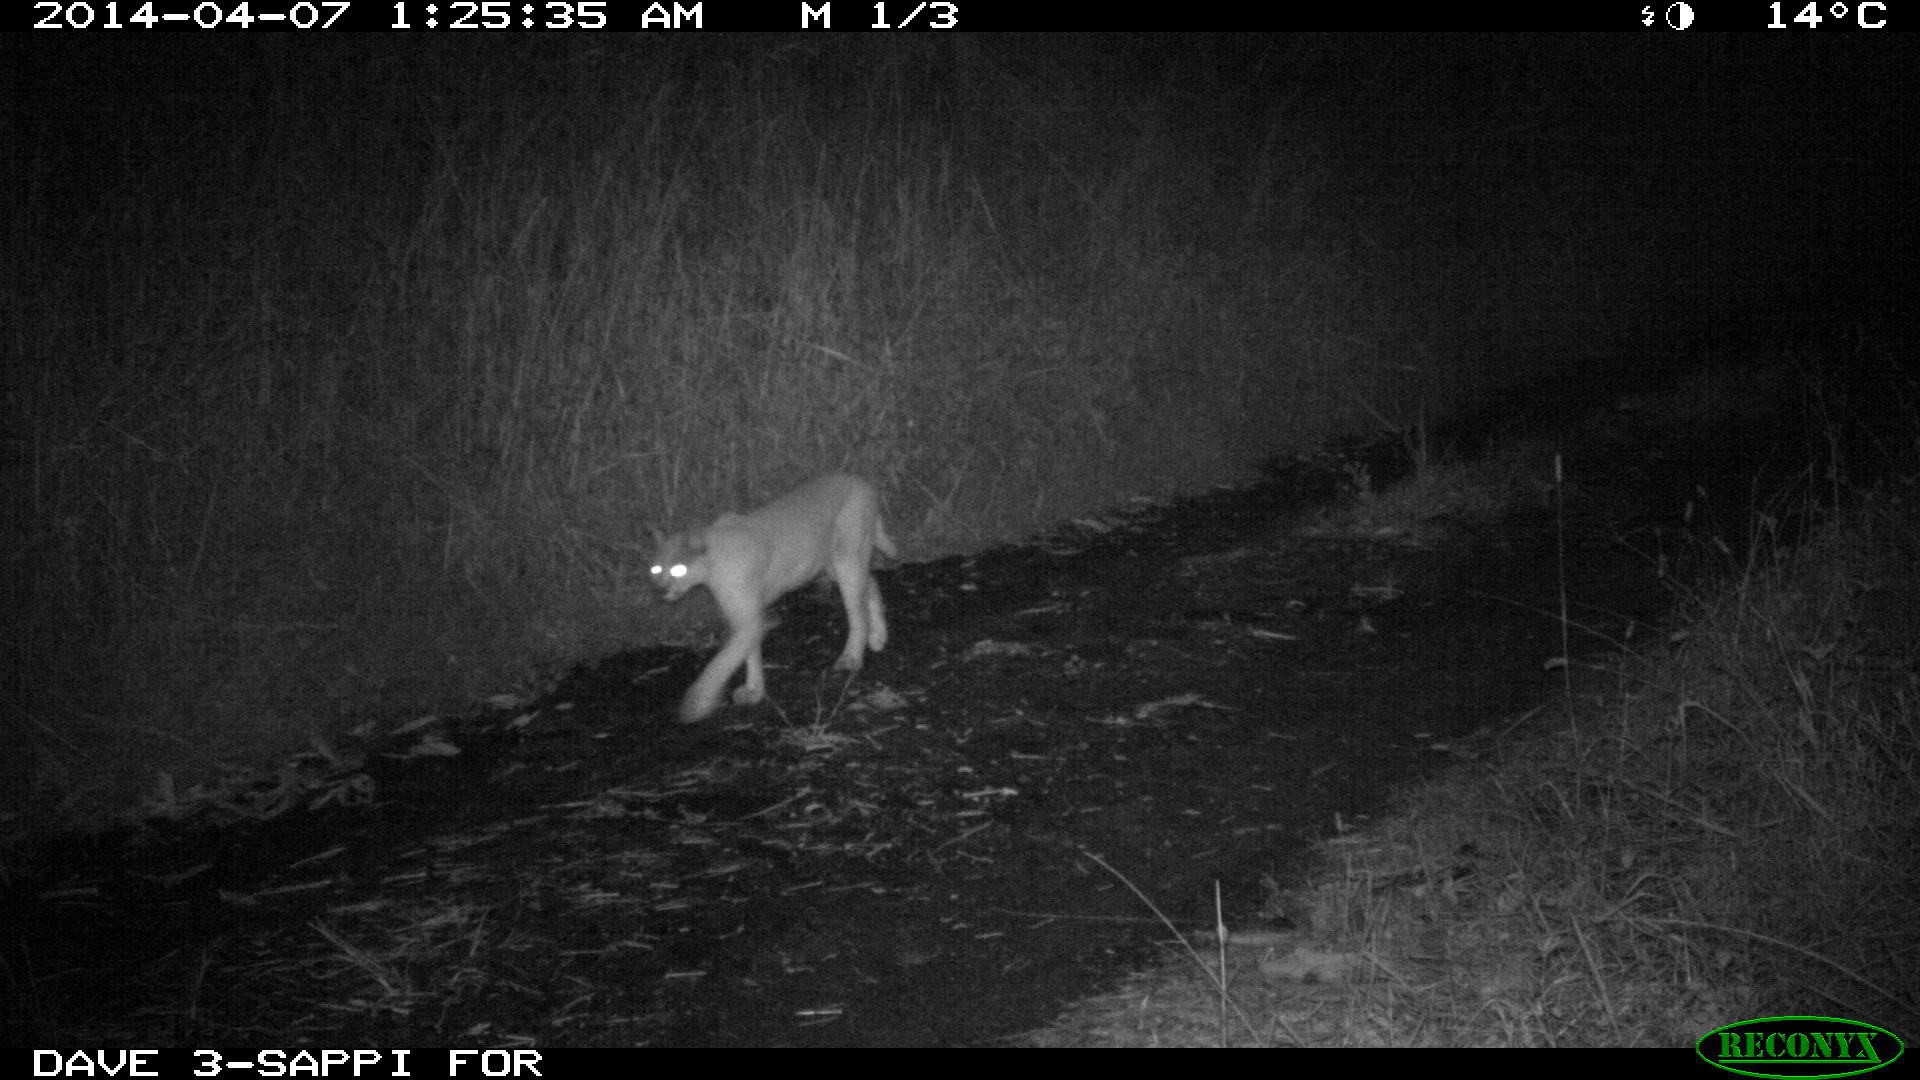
647,525,666,548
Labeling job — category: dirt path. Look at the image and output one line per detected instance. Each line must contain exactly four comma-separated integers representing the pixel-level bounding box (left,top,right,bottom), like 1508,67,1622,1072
10,398,1772,1047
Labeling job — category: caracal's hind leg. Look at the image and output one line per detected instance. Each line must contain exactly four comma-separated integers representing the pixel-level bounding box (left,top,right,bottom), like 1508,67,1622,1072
830,557,871,672
864,575,888,653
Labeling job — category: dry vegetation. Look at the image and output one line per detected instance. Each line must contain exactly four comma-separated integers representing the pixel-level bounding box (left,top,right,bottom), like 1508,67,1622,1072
1028,400,1920,1047
15,38,1590,828
10,36,1912,1049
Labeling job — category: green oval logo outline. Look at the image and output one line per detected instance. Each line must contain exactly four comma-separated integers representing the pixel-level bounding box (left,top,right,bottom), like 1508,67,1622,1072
1697,1016,1905,1080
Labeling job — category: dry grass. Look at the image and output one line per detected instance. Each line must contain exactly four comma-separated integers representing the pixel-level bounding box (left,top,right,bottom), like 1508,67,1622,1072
10,40,1482,830
1028,432,1920,1047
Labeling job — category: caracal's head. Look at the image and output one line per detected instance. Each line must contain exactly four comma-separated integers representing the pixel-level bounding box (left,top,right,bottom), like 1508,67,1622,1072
648,529,707,602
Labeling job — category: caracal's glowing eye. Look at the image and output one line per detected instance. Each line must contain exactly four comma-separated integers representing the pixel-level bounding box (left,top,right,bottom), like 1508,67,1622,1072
671,564,687,579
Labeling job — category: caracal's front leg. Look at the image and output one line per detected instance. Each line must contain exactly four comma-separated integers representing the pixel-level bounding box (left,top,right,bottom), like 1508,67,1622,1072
733,619,769,706
679,565,770,721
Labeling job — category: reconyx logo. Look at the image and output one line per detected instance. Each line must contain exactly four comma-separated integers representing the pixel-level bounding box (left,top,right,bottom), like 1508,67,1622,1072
1697,1016,1904,1079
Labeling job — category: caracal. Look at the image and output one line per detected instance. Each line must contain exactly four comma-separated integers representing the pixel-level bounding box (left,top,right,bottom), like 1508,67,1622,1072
650,473,897,722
